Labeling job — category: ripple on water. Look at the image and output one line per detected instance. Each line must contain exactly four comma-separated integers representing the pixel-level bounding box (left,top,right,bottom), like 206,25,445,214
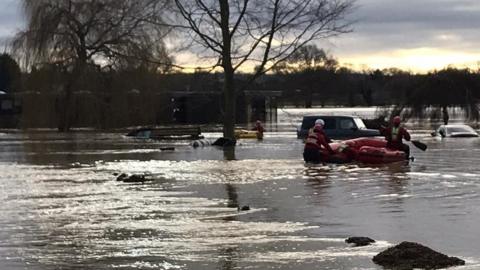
2,131,480,269
96,159,307,184
2,160,361,268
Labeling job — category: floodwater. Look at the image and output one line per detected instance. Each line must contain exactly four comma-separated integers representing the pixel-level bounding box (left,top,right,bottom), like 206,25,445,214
1,108,480,269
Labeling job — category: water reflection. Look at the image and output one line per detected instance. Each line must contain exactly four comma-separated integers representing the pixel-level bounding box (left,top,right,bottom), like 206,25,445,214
220,184,240,270
225,184,239,210
223,147,236,161
303,165,332,206
303,164,332,179
218,246,238,270
376,163,411,214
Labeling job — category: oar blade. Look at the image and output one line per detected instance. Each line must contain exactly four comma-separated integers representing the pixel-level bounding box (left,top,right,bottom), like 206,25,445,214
412,140,427,151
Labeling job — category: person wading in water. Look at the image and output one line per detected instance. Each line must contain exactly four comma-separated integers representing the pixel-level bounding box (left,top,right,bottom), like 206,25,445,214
303,119,335,163
252,120,265,140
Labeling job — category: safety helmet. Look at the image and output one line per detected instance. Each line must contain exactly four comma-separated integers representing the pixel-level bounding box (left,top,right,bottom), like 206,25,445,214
393,116,401,125
315,119,325,126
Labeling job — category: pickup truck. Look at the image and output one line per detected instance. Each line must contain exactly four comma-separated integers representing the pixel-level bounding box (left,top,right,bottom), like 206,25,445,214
297,115,380,139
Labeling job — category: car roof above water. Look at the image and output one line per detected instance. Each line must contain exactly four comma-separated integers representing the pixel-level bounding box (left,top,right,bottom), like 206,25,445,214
302,115,361,119
436,124,479,137
301,115,361,123
440,124,474,128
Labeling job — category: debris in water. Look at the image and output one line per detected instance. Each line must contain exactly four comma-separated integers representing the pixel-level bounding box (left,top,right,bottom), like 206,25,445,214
238,205,250,211
345,236,375,247
372,241,465,269
116,173,146,183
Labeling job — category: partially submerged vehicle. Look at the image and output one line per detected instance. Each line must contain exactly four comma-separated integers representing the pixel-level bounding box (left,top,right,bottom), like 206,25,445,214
127,126,203,140
297,115,380,139
431,124,479,138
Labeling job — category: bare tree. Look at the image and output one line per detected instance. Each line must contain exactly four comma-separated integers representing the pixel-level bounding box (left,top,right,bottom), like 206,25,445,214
272,44,338,75
170,0,354,138
13,0,170,131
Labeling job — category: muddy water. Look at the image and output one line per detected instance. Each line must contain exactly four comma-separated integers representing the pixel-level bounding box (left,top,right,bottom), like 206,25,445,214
1,110,480,269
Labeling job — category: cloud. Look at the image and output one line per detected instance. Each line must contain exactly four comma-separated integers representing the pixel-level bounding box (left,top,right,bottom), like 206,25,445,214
342,47,480,72
354,0,480,28
0,0,22,28
1,0,479,72
0,0,22,46
315,0,480,71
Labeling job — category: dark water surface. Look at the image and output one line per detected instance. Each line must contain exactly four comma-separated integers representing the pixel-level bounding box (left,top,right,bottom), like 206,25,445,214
1,110,480,269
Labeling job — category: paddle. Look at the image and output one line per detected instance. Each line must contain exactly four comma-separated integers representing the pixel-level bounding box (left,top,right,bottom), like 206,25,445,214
380,125,427,151
411,140,427,151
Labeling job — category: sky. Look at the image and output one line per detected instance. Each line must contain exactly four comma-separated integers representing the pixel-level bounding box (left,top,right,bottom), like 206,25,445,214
1,0,480,73
0,0,22,49
330,0,480,72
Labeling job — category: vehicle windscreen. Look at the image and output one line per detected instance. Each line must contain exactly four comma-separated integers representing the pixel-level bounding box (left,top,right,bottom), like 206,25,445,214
353,118,366,129
339,118,355,129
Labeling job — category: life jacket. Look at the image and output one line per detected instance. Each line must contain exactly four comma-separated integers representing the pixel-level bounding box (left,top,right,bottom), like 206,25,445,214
254,125,264,133
386,126,406,149
305,128,322,149
391,127,399,141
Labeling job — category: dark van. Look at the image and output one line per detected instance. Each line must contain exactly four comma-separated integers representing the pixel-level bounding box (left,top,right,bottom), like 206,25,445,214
297,115,380,139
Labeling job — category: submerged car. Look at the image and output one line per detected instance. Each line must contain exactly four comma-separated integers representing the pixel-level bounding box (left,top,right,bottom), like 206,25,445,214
297,115,380,139
431,124,479,138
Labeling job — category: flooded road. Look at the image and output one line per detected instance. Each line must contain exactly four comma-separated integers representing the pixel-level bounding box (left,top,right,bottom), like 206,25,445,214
1,110,480,269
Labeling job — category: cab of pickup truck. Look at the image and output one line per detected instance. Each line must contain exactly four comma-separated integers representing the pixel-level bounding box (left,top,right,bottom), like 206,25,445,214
296,115,380,139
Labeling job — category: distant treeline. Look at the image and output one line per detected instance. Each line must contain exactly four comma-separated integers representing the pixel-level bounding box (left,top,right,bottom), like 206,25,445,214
1,52,480,128
265,66,480,123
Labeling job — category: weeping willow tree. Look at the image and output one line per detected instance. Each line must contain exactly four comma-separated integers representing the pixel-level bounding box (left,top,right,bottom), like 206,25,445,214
13,0,170,131
377,68,480,125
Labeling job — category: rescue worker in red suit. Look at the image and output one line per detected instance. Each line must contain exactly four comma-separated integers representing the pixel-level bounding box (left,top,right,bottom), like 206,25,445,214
303,119,335,163
380,116,411,159
252,120,265,140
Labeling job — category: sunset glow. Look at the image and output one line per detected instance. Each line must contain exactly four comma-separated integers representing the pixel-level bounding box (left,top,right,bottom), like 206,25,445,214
174,48,480,74
2,0,480,74
341,48,480,73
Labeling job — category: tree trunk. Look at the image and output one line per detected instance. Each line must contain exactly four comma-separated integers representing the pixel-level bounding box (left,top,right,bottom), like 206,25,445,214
57,93,70,132
219,0,235,139
442,106,449,125
223,69,235,138
58,61,86,132
305,88,312,108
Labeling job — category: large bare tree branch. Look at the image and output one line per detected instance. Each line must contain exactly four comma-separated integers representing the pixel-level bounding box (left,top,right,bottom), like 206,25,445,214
174,0,223,54
230,0,249,38
170,0,354,137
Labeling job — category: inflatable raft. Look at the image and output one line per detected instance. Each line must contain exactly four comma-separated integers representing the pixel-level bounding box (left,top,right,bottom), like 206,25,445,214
234,129,263,139
317,137,406,164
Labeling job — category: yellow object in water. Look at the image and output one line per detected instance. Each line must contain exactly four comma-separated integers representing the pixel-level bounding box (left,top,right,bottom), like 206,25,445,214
234,129,262,139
